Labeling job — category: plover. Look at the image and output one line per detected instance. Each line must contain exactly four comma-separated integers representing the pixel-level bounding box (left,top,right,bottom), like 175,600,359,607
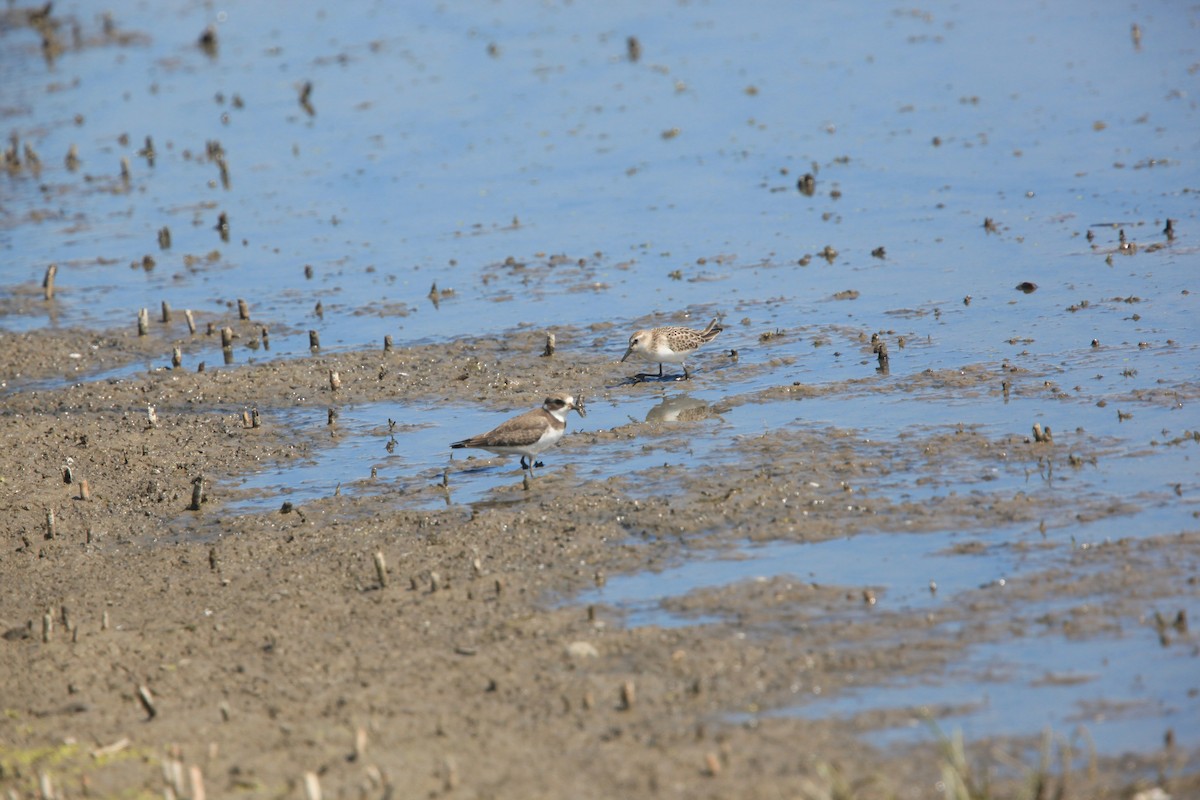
621,317,722,380
450,393,585,470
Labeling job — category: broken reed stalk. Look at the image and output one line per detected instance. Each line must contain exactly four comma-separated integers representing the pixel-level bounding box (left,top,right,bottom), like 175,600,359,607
137,684,157,718
220,326,234,349
190,765,206,800
43,264,57,300
185,309,196,334
329,370,341,391
188,477,205,511
164,758,185,797
542,332,556,357
620,680,636,710
237,298,249,320
303,771,321,800
137,308,150,336
873,337,889,367
251,407,261,428
309,330,320,350
172,347,182,369
354,727,368,762
42,612,53,642
45,509,56,539
79,479,90,501
383,335,393,352
373,551,388,587
161,300,171,323
90,738,131,759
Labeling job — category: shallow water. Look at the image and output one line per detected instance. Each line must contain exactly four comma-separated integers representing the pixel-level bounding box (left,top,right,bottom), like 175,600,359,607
795,625,1199,756
4,0,1198,761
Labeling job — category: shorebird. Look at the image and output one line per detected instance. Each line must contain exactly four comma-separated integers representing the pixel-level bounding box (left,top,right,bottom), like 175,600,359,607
450,393,585,470
621,318,723,381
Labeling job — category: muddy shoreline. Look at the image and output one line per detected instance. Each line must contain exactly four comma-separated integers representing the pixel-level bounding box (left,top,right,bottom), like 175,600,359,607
2,325,1195,798
5,0,1198,795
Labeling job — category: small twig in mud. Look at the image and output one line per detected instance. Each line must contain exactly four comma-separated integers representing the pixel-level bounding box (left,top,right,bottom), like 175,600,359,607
620,680,635,711
188,477,205,511
136,684,157,719
299,81,315,116
190,765,206,800
374,551,388,588
303,771,321,800
90,738,131,758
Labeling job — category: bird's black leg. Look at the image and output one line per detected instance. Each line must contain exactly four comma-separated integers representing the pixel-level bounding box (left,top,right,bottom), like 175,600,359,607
634,362,666,382
520,456,530,470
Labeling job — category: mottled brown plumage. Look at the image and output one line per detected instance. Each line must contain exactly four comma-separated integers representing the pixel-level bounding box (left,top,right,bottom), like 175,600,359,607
621,317,722,380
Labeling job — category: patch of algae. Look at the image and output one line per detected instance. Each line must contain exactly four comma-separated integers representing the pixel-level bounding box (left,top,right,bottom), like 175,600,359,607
0,736,156,800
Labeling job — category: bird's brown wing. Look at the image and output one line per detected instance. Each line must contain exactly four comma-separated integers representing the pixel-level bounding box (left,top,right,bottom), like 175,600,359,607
454,408,551,449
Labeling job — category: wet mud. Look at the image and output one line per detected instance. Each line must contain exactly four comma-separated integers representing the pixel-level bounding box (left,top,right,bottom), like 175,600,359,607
4,0,1198,797
2,326,1196,798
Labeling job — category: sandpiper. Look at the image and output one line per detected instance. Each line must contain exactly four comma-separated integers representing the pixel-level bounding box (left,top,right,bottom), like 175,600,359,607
450,393,585,470
621,317,723,380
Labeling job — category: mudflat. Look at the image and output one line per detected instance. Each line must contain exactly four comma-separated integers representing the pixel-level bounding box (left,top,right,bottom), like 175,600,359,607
4,0,1197,796
2,325,1194,798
